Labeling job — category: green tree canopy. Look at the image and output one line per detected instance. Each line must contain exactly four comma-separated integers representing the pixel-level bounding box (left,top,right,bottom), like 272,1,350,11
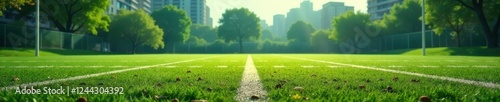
426,0,475,47
454,0,500,48
217,8,261,53
311,30,336,53
287,20,315,43
190,24,217,42
330,11,373,53
0,0,33,16
40,0,110,34
261,29,274,40
108,9,164,54
151,5,192,52
380,0,422,35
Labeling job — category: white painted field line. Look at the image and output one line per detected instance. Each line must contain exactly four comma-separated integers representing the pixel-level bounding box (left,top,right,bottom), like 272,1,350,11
0,56,218,91
217,65,228,68
273,65,286,68
236,55,268,102
282,56,500,89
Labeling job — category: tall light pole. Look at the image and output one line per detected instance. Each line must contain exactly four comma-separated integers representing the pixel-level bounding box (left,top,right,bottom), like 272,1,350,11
35,0,40,57
421,0,426,56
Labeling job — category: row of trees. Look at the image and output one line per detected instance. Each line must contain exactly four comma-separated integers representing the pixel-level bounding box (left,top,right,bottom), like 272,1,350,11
2,0,499,53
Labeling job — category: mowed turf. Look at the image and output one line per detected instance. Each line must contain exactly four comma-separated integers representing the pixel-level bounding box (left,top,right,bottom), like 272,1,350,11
0,54,246,101
284,54,500,83
0,55,214,87
1,54,500,101
252,54,500,101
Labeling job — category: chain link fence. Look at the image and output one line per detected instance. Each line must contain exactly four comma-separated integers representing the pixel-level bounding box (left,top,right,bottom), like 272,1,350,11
368,30,486,52
0,24,108,52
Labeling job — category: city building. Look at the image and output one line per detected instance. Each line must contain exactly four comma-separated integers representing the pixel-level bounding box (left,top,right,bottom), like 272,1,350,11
272,14,286,38
367,0,403,20
321,2,354,29
205,6,213,27
151,0,209,25
284,0,321,31
108,0,152,14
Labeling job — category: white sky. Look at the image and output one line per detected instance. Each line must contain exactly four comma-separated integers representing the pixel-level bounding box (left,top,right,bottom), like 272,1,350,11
207,0,368,27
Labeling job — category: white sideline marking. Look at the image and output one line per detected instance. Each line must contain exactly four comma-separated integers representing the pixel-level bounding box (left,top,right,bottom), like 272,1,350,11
327,66,341,68
0,57,217,91
283,56,500,89
273,66,286,68
217,66,228,68
236,55,268,101
472,66,492,68
447,66,468,68
388,66,404,68
301,65,315,68
88,66,104,68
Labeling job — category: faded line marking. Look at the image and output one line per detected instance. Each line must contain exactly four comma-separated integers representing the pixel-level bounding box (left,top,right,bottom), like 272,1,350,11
273,66,286,68
282,56,500,89
0,57,217,91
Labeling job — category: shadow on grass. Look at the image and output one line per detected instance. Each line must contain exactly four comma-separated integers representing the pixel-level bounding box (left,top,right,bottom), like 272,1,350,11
444,47,500,56
41,49,113,55
368,47,500,56
0,47,115,56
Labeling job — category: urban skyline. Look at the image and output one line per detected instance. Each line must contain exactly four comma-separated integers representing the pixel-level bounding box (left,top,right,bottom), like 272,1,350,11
207,0,367,26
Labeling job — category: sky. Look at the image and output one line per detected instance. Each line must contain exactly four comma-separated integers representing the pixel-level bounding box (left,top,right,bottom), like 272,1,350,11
206,0,368,27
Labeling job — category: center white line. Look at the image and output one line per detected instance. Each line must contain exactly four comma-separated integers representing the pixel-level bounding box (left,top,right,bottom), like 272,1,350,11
0,56,218,91
236,55,268,102
283,56,500,89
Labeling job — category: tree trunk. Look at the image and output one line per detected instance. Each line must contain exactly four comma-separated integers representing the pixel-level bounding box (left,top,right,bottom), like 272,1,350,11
472,5,498,48
131,44,136,54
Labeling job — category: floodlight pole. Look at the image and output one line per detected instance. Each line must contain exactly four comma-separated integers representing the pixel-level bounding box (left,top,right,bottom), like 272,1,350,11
421,0,426,56
35,0,40,57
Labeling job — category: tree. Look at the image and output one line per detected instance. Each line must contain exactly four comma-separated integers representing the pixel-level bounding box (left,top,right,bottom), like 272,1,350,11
330,11,372,53
287,20,315,42
217,8,261,53
40,0,110,34
190,24,217,42
261,29,274,40
151,5,191,53
286,20,315,53
310,30,336,53
108,9,164,54
426,0,475,47
381,0,422,35
0,0,33,16
454,0,500,48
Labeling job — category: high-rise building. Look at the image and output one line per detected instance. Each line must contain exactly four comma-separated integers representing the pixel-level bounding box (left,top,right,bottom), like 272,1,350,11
151,0,209,25
205,6,212,27
367,0,403,20
284,0,321,31
273,14,286,38
321,2,354,29
108,0,152,14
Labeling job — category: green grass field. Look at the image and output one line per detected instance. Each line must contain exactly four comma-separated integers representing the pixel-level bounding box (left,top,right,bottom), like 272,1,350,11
1,54,499,101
